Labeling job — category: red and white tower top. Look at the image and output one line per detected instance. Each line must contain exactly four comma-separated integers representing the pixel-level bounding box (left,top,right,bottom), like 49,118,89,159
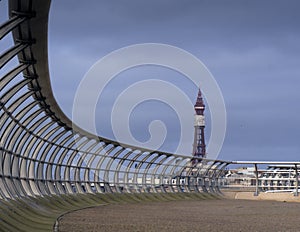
194,88,205,115
192,88,206,161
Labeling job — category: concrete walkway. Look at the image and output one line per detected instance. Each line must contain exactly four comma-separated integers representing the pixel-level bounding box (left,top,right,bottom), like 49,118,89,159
58,199,300,232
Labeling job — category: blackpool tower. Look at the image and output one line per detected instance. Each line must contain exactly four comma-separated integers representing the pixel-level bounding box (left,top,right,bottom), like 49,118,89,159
192,88,206,162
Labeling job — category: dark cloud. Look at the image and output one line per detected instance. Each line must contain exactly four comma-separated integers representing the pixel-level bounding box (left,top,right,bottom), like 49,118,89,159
47,0,300,161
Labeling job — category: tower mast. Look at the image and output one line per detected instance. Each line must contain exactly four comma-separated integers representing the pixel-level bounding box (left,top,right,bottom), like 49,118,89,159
192,88,206,163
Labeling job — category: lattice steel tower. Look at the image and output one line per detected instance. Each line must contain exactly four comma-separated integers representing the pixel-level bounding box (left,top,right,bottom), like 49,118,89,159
192,88,206,160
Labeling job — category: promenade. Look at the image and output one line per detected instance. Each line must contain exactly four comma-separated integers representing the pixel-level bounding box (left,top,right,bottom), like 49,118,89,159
59,198,300,232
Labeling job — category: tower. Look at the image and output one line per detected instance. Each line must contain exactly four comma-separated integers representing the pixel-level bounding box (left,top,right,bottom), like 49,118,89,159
192,88,206,163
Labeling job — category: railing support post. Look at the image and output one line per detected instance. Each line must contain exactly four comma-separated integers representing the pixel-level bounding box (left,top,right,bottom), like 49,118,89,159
254,164,259,196
294,164,298,197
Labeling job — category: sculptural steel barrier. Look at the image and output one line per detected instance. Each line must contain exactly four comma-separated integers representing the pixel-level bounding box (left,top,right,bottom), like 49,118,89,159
0,0,232,200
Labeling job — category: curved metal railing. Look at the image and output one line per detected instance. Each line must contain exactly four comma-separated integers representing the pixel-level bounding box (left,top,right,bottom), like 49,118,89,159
0,0,230,200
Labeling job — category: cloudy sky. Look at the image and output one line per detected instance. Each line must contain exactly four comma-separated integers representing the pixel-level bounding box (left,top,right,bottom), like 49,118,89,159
1,0,300,161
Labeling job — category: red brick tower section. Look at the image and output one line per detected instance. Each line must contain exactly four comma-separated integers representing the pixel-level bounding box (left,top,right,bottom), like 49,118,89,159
192,88,206,163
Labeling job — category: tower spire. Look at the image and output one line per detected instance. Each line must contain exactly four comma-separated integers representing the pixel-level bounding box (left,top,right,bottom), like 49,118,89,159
192,88,206,163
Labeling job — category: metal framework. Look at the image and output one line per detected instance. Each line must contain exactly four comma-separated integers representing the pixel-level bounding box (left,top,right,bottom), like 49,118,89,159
0,0,231,200
1,0,299,204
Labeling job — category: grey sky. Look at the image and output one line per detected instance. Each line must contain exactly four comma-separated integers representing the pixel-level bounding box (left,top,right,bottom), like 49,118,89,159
1,0,300,161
